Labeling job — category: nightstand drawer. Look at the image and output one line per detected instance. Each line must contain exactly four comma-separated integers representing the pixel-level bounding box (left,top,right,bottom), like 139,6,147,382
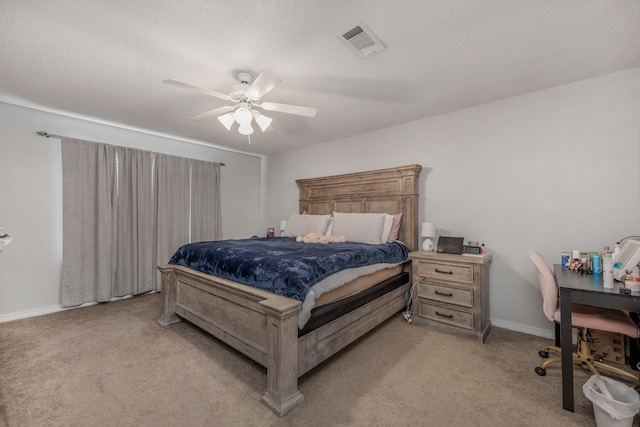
418,301,473,330
416,281,473,308
416,261,473,284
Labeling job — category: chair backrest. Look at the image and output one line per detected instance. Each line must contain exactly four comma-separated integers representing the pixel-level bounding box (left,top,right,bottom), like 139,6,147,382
529,251,558,322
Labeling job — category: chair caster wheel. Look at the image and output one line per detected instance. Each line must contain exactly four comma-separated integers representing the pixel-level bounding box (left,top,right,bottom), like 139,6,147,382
539,350,549,358
535,367,547,376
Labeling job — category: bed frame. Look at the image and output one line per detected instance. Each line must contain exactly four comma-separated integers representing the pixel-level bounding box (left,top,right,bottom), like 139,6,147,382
157,164,422,416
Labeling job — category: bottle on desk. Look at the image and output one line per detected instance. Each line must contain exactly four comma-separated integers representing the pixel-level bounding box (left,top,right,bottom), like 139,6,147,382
582,255,593,274
602,252,614,288
592,253,601,274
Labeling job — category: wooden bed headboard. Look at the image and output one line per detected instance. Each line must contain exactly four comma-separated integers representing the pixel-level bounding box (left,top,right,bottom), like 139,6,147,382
296,164,422,251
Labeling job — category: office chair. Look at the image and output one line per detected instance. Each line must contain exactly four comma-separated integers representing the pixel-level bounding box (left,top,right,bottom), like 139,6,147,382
530,251,640,382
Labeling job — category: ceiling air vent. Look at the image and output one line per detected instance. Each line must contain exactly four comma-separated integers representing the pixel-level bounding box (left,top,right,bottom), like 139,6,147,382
338,21,387,58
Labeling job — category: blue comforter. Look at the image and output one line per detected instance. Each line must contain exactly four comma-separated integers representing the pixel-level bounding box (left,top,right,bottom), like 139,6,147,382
168,237,409,301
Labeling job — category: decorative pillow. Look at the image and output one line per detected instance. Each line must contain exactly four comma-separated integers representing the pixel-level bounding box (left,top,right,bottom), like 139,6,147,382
282,213,331,237
387,213,403,242
380,215,394,242
331,212,387,244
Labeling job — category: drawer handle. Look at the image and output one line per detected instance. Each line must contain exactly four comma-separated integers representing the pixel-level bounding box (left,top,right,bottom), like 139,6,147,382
435,311,454,319
435,268,453,275
434,290,453,297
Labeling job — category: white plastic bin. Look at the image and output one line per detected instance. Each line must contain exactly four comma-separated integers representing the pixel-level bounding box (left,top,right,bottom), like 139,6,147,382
583,375,640,427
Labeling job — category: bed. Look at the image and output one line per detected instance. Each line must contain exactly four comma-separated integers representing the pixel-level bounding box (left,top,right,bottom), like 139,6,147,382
157,164,422,416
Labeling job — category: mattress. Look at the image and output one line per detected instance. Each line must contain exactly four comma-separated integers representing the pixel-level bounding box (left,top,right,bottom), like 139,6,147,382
314,264,403,307
297,263,404,329
299,271,410,336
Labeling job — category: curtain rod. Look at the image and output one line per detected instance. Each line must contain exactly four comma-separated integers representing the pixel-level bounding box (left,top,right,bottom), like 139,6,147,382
35,131,225,166
36,131,61,138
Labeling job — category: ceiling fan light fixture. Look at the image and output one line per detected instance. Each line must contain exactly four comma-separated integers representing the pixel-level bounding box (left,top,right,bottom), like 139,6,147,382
254,112,272,132
165,72,317,142
233,103,253,125
238,123,254,136
217,112,235,131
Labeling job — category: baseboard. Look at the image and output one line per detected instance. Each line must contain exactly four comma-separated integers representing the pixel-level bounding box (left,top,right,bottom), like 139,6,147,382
490,318,555,340
0,293,154,324
0,304,69,323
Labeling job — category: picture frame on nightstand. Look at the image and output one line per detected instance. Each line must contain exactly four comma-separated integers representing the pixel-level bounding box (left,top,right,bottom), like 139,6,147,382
436,236,464,254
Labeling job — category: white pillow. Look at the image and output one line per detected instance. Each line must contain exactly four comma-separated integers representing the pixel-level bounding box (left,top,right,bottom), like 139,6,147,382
282,213,331,237
332,212,387,244
325,217,334,236
380,214,394,242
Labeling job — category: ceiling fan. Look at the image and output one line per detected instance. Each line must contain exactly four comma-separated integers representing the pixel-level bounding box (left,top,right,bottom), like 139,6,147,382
163,72,317,136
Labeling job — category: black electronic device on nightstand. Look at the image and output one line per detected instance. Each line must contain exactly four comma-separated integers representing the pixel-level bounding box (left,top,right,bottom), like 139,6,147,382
464,245,482,255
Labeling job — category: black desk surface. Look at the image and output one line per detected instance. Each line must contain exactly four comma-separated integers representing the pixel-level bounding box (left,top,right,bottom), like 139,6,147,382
554,264,640,301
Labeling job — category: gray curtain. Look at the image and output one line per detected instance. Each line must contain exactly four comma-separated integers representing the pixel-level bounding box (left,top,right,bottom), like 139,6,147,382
61,138,116,306
113,146,155,296
191,160,222,242
154,154,191,290
61,138,222,306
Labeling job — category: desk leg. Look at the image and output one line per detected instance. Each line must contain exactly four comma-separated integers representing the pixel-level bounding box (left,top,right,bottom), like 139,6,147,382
560,288,574,412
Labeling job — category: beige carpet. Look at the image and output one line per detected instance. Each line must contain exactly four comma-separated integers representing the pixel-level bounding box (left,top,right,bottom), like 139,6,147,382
0,292,636,426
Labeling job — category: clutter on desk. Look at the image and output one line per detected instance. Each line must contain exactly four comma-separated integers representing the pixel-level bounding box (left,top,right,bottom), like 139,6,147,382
566,250,586,272
563,244,639,289
565,247,612,275
625,276,640,292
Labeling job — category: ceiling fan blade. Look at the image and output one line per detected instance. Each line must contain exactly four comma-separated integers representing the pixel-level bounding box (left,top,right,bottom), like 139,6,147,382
245,72,281,100
189,105,236,121
163,79,234,101
259,102,317,117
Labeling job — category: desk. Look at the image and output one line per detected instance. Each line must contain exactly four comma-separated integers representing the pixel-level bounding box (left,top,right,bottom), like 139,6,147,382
554,264,640,411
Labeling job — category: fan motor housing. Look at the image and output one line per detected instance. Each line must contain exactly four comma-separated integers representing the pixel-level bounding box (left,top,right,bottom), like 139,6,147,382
236,72,254,84
230,72,254,101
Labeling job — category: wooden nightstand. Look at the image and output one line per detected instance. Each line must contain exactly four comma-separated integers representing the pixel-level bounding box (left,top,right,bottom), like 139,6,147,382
409,251,492,343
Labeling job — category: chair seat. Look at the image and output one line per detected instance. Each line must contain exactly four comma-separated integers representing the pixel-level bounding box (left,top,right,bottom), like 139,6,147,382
554,303,640,338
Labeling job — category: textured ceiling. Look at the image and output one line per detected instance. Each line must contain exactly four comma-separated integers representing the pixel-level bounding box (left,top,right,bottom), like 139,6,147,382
1,1,639,155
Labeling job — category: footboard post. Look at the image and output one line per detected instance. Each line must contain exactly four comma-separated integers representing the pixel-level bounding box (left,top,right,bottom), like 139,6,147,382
259,297,304,416
157,266,181,327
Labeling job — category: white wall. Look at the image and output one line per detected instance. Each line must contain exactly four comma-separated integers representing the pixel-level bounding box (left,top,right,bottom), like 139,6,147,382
265,68,640,338
0,102,263,320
